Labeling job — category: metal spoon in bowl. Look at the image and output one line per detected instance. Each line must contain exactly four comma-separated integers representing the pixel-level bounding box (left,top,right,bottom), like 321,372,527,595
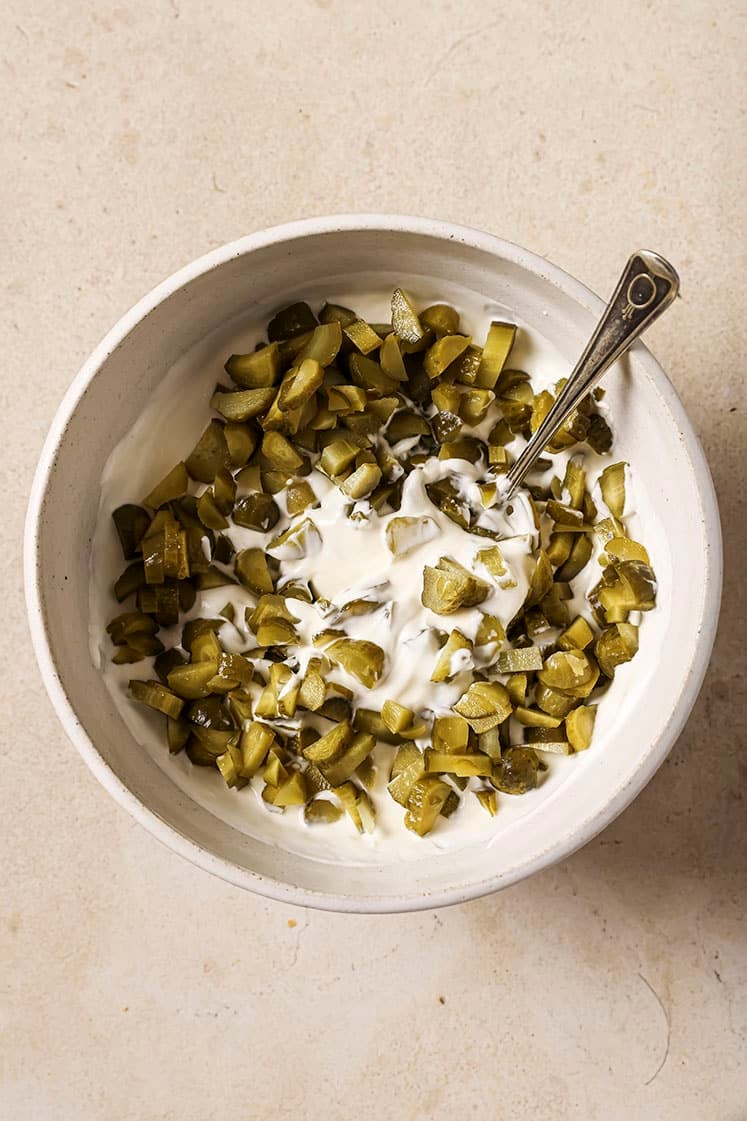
498,250,680,505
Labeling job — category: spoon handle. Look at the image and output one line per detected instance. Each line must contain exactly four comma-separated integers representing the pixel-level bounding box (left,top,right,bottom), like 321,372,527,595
501,250,680,501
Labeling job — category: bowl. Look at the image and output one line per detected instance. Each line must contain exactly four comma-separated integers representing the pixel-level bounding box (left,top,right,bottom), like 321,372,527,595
25,215,722,912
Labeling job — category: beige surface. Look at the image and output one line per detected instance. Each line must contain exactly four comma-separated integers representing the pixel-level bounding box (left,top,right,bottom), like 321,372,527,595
2,2,745,1118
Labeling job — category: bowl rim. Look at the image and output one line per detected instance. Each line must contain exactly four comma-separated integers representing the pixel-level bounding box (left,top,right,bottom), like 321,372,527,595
24,214,723,913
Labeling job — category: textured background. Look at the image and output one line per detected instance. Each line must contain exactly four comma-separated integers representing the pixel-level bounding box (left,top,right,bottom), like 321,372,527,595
2,2,745,1119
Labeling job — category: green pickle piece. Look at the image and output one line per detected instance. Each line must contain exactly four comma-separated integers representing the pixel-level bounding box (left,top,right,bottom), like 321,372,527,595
112,505,150,559
267,301,318,342
185,421,229,484
225,343,282,389
405,776,451,836
143,462,188,509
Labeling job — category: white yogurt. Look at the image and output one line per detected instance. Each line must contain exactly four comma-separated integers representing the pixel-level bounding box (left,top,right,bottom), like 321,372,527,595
89,283,654,865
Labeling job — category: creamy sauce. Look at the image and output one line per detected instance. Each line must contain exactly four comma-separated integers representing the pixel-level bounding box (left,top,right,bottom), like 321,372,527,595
89,281,656,865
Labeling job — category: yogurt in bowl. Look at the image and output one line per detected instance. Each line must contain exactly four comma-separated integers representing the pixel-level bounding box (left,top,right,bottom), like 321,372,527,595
25,217,721,910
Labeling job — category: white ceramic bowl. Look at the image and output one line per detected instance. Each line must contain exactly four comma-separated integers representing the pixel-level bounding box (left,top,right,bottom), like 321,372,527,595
25,216,721,912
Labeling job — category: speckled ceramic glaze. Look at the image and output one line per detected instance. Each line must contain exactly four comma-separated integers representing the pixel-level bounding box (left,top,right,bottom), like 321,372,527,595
24,216,722,912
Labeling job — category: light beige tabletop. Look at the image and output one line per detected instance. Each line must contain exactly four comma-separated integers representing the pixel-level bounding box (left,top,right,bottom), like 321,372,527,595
2,2,745,1119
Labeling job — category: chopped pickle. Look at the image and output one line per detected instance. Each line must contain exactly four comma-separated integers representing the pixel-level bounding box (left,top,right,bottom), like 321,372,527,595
431,715,471,754
319,438,360,477
391,288,425,345
166,661,217,700
555,534,593,583
277,358,324,413
478,726,502,761
600,462,626,519
385,515,438,557
546,500,585,528
347,353,398,398
425,751,492,777
526,738,572,755
475,546,507,579
327,384,368,413
211,386,277,422
535,684,577,719
422,558,490,614
298,664,327,712
475,613,505,647
558,616,595,651
111,288,657,841
586,412,613,453
444,343,480,386
382,700,416,735
388,751,426,806
323,639,385,689
491,747,539,795
197,489,228,531
302,721,352,768
129,679,184,719
267,519,322,561
166,716,190,754
285,480,317,516
546,531,574,568
405,776,451,836
112,504,151,559
513,706,562,729
340,463,382,499
216,742,244,788
438,436,484,464
304,799,344,825
267,301,317,342
454,681,512,732
333,782,375,834
269,772,309,807
566,704,597,751
460,388,495,426
431,630,473,683
239,722,275,778
233,492,280,532
377,332,407,382
322,732,376,786
421,303,460,337
234,548,274,594
356,755,377,790
605,537,651,565
596,622,639,678
185,421,229,483
506,673,527,708
595,515,626,546
423,334,472,379
296,321,343,366
143,462,189,509
319,302,357,328
354,708,404,745
538,650,594,691
475,323,516,389
344,319,383,355
525,550,553,607
225,343,282,388
496,647,543,673
213,469,236,516
261,430,304,473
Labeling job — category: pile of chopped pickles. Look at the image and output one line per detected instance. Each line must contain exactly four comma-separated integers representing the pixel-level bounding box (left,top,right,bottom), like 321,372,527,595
106,290,657,838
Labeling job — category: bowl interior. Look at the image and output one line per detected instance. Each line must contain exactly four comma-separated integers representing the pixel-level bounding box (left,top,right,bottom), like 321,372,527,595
29,221,719,910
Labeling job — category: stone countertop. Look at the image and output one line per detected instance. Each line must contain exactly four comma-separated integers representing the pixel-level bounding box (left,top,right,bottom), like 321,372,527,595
2,2,745,1119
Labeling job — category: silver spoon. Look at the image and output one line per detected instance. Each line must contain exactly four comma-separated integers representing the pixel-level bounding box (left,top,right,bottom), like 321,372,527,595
498,250,680,504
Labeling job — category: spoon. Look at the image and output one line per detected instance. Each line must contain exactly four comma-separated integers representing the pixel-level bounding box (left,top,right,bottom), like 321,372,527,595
498,250,680,504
